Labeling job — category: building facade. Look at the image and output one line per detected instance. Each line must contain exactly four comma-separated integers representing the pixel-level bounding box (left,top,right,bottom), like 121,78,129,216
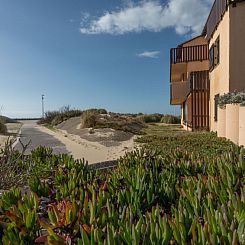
170,0,245,132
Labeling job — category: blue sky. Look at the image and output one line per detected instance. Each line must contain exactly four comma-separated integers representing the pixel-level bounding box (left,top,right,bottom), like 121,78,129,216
0,0,212,118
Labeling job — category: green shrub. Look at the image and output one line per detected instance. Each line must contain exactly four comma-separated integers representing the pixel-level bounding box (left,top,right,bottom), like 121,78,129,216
218,91,245,108
82,108,107,115
38,107,107,126
1,132,244,244
0,120,7,134
139,114,162,123
80,110,98,128
81,110,145,134
241,101,245,107
38,106,82,125
0,116,17,124
161,115,181,124
94,108,107,114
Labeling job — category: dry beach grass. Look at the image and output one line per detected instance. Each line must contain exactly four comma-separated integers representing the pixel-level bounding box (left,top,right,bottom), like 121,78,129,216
0,122,22,149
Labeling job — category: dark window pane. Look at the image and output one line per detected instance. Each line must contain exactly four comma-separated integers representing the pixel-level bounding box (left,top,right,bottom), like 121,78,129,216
214,94,219,122
216,38,220,65
209,45,214,70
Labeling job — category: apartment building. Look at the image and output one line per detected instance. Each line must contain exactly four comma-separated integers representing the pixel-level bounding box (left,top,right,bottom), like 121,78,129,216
170,0,245,132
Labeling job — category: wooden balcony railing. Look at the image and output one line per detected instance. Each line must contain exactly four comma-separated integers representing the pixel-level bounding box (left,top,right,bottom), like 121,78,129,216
170,45,209,64
190,70,210,130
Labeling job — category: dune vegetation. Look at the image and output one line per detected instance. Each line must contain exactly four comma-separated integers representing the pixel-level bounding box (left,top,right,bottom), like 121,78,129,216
0,125,244,244
80,109,145,135
38,106,83,126
38,106,181,137
0,120,7,135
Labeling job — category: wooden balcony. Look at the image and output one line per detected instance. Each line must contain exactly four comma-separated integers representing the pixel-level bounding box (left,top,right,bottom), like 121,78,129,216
190,71,210,130
170,45,209,65
170,80,190,105
171,71,210,130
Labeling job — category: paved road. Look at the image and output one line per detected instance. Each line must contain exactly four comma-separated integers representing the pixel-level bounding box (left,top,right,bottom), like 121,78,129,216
14,120,69,154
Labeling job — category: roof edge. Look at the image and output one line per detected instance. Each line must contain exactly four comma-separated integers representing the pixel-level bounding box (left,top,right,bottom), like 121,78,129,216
178,35,205,47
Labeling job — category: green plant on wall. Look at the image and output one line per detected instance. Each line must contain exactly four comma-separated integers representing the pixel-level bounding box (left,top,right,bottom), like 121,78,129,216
218,91,245,108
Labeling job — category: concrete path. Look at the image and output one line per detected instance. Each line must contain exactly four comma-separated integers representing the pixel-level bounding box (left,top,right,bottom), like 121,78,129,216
14,120,68,154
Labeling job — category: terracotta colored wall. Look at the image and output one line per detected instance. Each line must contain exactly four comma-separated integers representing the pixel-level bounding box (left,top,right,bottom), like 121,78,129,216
171,63,187,82
182,36,207,48
209,10,230,132
187,60,209,74
187,95,192,123
229,2,245,92
171,80,190,105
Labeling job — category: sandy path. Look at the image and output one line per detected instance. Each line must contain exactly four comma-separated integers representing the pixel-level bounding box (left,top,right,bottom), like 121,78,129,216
14,121,68,155
37,125,137,164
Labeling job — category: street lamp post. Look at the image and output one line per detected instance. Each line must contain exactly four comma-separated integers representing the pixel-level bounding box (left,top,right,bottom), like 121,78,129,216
41,94,45,118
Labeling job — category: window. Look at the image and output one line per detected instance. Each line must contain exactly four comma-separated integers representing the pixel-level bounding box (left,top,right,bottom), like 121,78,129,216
215,37,220,65
183,101,187,122
209,45,215,70
214,94,219,122
209,36,220,71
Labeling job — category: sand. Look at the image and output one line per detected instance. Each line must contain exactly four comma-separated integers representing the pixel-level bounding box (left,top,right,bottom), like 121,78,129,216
37,124,138,164
0,123,22,149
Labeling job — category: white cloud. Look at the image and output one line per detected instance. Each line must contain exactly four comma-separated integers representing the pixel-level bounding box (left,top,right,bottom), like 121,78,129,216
137,51,160,58
80,0,212,36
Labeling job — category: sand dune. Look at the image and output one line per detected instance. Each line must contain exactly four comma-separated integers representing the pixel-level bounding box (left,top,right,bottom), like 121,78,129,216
38,118,138,164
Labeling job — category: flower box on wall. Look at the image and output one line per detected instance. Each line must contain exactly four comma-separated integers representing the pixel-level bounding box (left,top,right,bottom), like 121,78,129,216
226,104,239,144
239,106,245,147
217,107,226,138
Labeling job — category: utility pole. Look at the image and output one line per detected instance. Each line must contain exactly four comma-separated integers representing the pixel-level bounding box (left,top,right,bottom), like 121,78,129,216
41,94,45,118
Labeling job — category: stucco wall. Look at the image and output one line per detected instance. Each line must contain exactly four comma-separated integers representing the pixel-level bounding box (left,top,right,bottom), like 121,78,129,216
182,36,207,48
226,104,239,144
217,107,226,137
239,106,245,147
209,10,230,132
229,2,245,92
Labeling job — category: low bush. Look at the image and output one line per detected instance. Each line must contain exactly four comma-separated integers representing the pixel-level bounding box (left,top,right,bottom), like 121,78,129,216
81,110,145,134
0,142,56,190
38,106,82,126
161,114,181,124
80,109,98,128
0,120,7,134
0,133,244,244
85,108,107,114
218,91,245,108
139,114,163,123
0,116,17,124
